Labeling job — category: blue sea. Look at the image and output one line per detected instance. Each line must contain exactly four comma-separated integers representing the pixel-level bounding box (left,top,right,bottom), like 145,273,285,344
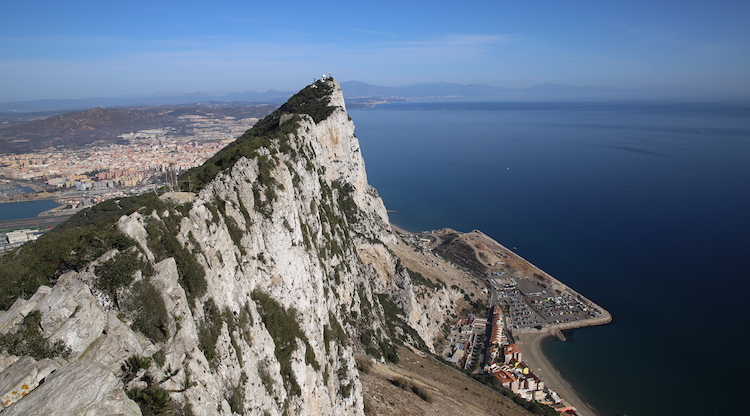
0,199,60,222
350,100,750,416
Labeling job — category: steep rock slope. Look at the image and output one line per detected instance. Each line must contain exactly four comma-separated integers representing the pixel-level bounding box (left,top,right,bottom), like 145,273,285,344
0,79,462,415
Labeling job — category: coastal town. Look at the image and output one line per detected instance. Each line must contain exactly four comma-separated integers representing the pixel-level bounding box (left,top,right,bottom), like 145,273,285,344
0,112,259,186
0,111,262,248
443,307,578,414
406,228,611,416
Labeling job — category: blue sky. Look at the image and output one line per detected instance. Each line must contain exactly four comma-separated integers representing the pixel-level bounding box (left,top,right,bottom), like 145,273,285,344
2,0,750,101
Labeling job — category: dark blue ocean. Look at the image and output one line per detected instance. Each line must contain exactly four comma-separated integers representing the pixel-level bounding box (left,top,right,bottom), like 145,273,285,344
350,100,750,416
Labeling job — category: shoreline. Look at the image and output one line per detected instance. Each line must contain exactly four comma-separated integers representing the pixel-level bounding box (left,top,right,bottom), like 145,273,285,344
514,330,598,416
391,223,609,415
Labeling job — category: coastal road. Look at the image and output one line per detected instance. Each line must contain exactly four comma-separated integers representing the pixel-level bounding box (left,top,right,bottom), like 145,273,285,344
486,280,496,307
0,215,72,232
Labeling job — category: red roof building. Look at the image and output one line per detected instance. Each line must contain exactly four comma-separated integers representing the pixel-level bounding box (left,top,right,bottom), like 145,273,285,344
504,343,522,364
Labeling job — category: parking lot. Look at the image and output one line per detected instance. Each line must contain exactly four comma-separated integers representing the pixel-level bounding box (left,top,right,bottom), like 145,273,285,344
488,276,599,329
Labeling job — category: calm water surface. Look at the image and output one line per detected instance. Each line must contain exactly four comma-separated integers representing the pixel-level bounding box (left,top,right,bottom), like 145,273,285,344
350,100,750,416
0,199,60,222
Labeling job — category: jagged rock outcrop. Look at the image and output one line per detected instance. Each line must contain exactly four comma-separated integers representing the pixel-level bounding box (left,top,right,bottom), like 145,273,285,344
0,79,462,415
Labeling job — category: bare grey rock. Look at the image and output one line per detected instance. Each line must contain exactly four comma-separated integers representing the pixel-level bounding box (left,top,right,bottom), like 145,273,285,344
0,286,51,335
1,361,140,416
0,356,60,410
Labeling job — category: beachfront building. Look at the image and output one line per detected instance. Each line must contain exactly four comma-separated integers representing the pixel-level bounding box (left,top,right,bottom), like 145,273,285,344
493,369,520,392
504,343,522,364
488,359,577,413
522,374,544,391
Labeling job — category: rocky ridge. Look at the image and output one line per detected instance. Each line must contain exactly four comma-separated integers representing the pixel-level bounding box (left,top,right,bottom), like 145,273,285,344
0,79,465,415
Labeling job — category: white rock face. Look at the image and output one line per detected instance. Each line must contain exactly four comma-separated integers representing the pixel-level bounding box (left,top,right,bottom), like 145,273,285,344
1,362,139,416
0,79,460,415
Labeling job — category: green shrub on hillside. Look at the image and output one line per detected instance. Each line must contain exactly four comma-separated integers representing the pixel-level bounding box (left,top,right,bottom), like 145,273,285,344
0,221,138,309
123,280,170,344
144,215,207,306
333,180,358,225
375,293,428,359
0,192,180,310
252,290,318,396
197,298,222,363
58,194,161,230
0,310,70,359
390,377,433,403
279,80,335,123
405,266,445,291
95,249,153,302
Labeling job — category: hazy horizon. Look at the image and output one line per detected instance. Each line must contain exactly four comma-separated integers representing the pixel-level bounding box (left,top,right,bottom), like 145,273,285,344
3,1,750,102
5,82,748,116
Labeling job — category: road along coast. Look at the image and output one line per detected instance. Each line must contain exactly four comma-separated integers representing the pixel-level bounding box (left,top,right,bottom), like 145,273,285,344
394,224,611,416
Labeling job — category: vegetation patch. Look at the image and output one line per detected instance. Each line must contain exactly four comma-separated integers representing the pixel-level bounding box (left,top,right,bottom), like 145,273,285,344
197,298,223,364
355,356,373,374
60,193,164,229
128,386,174,416
122,280,170,344
95,248,152,302
279,80,335,123
377,294,427,353
333,180,358,225
144,215,207,306
390,377,433,403
227,373,248,415
0,220,137,309
0,310,70,359
215,199,246,255
432,232,487,274
252,290,318,397
0,191,206,311
121,354,193,416
404,265,445,291
466,297,488,318
359,327,398,364
337,364,353,398
328,312,346,344
236,192,253,226
258,359,275,397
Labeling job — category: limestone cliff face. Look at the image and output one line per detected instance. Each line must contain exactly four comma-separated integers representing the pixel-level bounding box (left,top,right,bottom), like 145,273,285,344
0,79,460,415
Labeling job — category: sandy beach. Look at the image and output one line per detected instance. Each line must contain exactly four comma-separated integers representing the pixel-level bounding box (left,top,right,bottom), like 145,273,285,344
514,330,597,416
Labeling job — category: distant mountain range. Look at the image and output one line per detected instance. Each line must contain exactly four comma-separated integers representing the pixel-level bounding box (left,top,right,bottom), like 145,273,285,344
0,91,295,114
0,104,275,154
0,81,694,113
340,81,692,100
